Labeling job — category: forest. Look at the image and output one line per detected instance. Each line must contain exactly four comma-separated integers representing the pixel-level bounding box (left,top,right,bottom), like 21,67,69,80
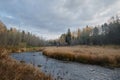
49,15,120,46
0,21,45,48
0,15,120,48
1,15,120,48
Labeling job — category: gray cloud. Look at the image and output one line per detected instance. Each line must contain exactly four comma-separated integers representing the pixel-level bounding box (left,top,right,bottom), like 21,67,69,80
0,0,120,39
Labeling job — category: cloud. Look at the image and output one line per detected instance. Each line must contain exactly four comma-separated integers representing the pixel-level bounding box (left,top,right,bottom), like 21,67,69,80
0,0,120,39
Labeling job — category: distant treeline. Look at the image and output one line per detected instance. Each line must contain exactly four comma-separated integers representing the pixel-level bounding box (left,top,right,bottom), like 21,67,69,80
0,21,45,47
1,15,120,47
49,15,120,46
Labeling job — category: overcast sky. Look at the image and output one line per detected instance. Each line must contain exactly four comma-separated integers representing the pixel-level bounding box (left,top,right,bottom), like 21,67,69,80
0,0,120,39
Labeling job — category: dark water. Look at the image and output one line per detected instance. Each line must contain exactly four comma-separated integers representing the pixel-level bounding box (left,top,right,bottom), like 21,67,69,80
11,52,120,80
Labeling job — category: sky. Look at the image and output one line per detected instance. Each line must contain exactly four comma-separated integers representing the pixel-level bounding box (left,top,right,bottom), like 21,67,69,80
0,0,120,39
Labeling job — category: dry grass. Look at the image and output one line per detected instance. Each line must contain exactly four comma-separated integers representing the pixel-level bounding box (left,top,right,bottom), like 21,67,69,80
0,48,52,80
43,46,120,67
1,46,45,53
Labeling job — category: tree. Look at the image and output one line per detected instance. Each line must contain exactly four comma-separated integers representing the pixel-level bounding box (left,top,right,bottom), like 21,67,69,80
59,34,67,46
77,28,81,39
0,20,46,47
66,28,71,45
93,27,99,36
79,26,92,45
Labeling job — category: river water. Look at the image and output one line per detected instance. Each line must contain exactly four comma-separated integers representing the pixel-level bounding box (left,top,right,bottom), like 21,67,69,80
11,52,120,80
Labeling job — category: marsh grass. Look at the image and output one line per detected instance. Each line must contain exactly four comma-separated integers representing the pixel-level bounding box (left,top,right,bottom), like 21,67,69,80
43,46,120,67
0,48,52,80
0,46,45,53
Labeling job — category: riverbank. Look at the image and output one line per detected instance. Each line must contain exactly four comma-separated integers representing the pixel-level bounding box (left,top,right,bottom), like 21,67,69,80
4,46,44,53
0,48,52,80
43,46,120,68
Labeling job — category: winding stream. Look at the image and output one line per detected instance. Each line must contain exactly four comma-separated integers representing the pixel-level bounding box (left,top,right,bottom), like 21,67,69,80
11,52,120,80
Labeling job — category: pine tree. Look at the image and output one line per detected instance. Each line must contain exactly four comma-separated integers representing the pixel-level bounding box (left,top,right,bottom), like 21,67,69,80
66,28,71,45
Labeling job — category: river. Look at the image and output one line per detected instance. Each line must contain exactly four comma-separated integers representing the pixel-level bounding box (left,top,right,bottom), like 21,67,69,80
11,52,120,80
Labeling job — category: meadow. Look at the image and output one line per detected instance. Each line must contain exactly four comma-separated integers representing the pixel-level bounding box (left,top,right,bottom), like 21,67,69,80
43,45,120,67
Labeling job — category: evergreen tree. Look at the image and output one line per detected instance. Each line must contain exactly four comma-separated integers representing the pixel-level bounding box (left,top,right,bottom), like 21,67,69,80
66,28,71,45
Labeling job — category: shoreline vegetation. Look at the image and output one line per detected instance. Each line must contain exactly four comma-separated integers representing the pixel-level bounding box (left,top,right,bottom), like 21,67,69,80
0,45,120,80
43,45,120,68
2,46,45,53
0,48,52,80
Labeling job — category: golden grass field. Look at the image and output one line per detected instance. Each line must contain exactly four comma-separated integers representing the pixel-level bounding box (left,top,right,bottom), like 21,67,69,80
43,45,120,67
0,45,120,80
0,48,52,80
